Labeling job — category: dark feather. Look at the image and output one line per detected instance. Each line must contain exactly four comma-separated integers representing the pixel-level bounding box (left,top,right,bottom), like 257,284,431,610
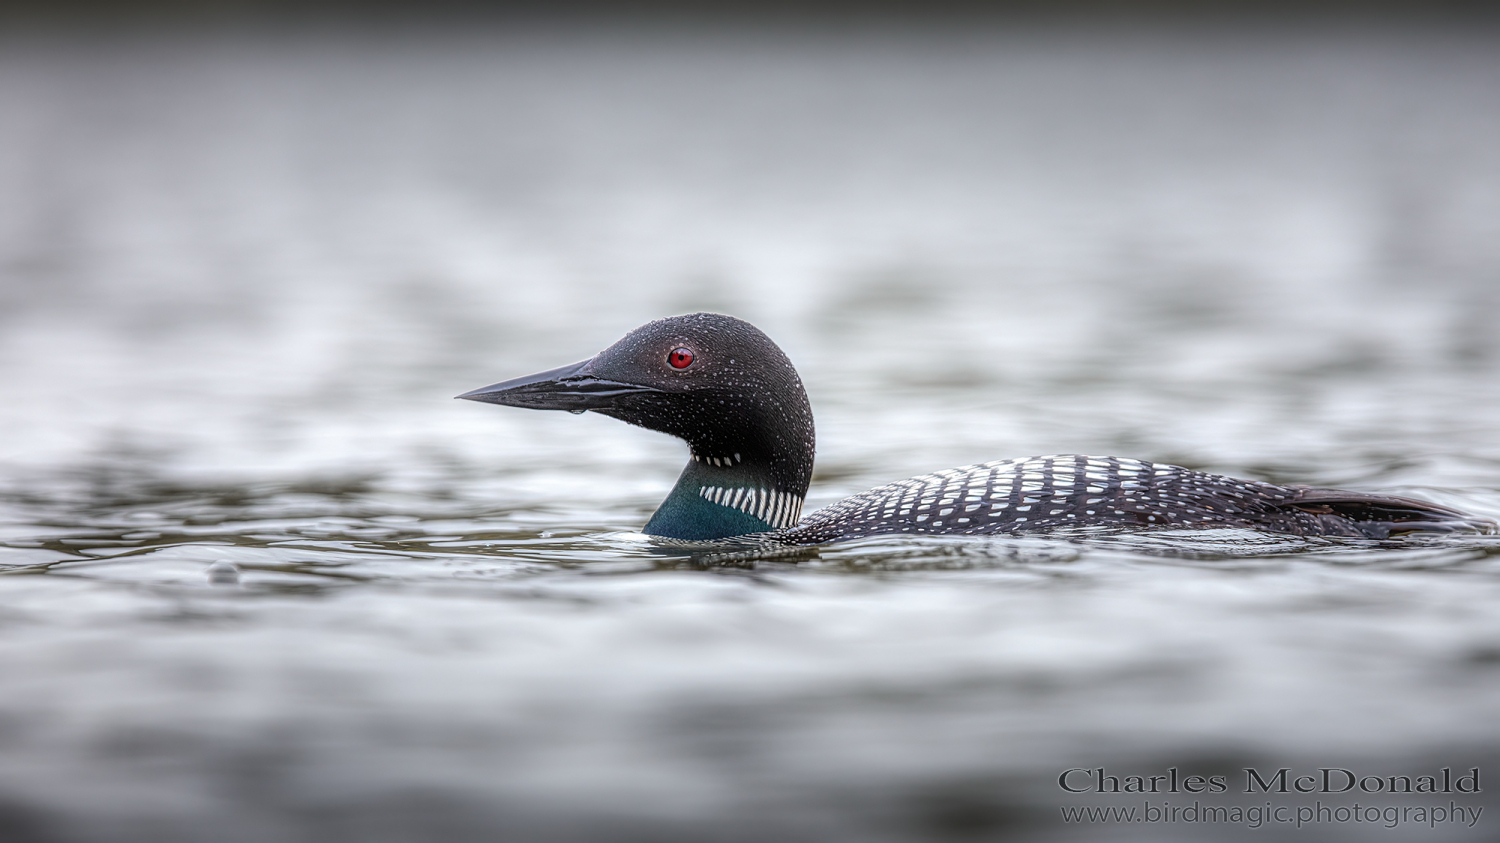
1280,487,1494,538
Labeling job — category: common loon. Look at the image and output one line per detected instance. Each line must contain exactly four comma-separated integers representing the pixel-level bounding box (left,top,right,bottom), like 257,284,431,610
458,313,1492,543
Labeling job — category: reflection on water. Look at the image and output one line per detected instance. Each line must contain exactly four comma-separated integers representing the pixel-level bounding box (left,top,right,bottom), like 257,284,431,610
2,25,1500,842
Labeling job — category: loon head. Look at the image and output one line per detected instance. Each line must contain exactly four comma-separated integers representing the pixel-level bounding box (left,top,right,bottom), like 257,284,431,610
458,313,815,540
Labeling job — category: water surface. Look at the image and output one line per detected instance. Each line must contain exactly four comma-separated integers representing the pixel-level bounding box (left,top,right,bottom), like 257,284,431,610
2,26,1500,842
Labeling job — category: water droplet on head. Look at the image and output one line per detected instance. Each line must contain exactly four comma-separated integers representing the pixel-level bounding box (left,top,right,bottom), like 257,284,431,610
568,409,585,415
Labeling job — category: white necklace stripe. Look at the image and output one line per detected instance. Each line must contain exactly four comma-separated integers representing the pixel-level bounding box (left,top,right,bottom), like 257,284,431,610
699,485,804,529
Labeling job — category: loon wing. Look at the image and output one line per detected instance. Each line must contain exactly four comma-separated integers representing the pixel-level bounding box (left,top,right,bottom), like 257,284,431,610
1279,488,1495,538
779,456,1495,544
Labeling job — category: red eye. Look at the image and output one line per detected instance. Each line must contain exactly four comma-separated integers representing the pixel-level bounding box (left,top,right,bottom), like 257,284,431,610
668,347,694,369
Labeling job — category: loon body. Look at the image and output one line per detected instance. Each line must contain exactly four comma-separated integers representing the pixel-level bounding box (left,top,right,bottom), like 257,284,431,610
459,313,1491,543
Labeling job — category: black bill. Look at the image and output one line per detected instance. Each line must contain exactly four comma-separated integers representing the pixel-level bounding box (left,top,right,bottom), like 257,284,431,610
455,359,661,411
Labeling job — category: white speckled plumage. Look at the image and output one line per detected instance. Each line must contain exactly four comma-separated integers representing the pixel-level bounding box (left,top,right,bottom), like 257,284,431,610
780,454,1482,543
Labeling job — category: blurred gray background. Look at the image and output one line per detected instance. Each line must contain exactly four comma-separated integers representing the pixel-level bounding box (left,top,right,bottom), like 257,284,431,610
1,4,1499,843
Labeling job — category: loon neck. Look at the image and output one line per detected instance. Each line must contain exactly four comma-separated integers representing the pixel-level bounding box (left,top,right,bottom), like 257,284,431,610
643,450,807,540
